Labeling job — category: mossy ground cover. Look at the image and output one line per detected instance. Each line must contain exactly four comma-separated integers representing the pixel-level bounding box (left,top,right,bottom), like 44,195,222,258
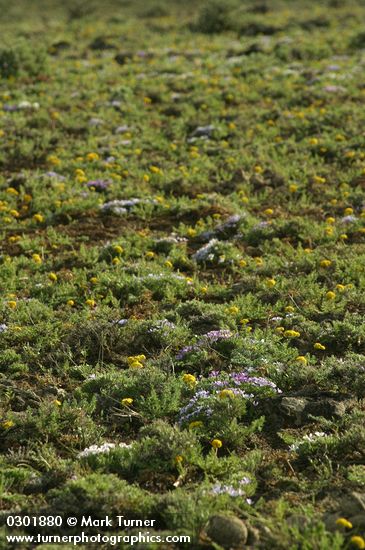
1,0,365,548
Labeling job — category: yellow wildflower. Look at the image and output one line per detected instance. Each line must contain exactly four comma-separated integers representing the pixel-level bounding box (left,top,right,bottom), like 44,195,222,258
86,152,99,161
113,245,124,255
127,355,146,369
47,155,61,166
182,374,197,387
32,254,42,264
320,259,332,268
129,360,144,369
211,439,223,449
121,398,133,406
219,389,235,399
335,518,353,529
2,420,14,430
350,536,365,549
314,342,326,350
189,421,203,429
8,235,21,243
284,330,300,338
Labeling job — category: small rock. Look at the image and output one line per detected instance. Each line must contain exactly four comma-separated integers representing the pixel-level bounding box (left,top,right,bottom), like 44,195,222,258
259,390,355,428
201,514,248,548
89,117,104,127
190,125,215,139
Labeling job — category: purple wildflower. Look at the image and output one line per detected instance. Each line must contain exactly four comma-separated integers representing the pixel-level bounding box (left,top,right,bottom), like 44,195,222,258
323,85,346,93
3,104,18,112
341,215,357,224
176,345,197,360
202,330,232,344
176,330,232,360
44,171,66,180
210,477,251,497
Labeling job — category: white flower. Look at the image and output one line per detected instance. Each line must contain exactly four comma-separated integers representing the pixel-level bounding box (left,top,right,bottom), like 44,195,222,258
77,442,132,459
192,239,219,262
289,432,330,452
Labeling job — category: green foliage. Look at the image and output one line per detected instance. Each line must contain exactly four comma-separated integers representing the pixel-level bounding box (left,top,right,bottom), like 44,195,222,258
1,0,365,546
195,0,237,34
46,474,156,519
0,41,47,79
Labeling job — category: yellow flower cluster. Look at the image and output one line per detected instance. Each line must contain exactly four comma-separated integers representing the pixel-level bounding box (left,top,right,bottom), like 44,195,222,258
127,355,146,369
182,374,197,388
218,389,235,399
189,420,203,429
283,330,300,338
121,397,133,406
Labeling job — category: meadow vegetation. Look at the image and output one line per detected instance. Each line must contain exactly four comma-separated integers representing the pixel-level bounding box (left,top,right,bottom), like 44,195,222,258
1,0,365,548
